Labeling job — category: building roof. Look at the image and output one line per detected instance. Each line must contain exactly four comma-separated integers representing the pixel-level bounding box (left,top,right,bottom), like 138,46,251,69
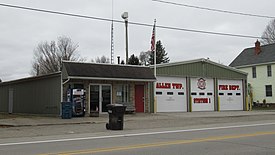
229,43,275,68
151,58,247,75
0,72,61,86
62,61,156,81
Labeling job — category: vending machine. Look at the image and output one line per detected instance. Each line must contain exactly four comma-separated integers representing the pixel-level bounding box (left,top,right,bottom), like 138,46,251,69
67,88,86,117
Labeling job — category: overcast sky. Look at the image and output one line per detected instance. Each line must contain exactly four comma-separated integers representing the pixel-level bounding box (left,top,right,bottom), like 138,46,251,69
0,0,274,81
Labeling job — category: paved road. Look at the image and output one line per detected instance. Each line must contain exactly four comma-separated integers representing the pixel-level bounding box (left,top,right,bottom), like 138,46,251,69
1,111,275,139
1,122,275,155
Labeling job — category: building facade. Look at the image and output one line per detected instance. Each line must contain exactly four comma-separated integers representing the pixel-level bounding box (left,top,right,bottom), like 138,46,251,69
0,62,155,116
61,61,156,115
0,73,61,115
230,41,275,104
151,58,248,112
0,59,248,116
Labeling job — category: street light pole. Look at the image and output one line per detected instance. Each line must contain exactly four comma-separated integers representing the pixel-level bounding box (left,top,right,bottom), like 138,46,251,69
121,12,129,64
125,18,128,64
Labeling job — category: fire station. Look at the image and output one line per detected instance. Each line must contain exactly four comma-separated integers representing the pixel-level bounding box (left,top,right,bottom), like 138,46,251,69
152,58,248,112
0,58,248,116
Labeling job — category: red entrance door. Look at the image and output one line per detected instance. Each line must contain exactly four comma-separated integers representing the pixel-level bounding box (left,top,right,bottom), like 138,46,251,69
135,85,144,112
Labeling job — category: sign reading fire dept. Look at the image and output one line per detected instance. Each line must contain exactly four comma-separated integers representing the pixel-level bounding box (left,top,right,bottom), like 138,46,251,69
219,85,240,90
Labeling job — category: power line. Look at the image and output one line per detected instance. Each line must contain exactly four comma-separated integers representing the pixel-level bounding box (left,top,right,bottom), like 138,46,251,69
128,21,263,39
0,3,266,39
0,3,123,23
156,25,262,39
152,0,275,19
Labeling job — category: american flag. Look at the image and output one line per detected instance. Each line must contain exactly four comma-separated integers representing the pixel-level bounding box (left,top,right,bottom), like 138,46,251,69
150,21,156,52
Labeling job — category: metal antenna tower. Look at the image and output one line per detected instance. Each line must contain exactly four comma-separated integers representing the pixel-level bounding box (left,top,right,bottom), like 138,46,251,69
110,0,114,64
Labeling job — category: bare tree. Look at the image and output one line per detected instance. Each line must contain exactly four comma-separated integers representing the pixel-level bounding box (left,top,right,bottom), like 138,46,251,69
31,36,84,75
92,55,110,63
139,51,150,66
261,19,275,45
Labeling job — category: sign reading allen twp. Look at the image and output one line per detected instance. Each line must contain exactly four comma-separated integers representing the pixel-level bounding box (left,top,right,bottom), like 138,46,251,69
156,83,183,89
219,85,240,90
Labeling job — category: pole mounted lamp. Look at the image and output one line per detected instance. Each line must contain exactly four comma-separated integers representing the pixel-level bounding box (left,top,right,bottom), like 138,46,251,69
121,12,129,64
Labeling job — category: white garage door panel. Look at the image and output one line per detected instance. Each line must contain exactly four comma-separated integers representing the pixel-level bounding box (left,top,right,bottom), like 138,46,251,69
156,77,187,112
191,78,215,111
218,80,243,111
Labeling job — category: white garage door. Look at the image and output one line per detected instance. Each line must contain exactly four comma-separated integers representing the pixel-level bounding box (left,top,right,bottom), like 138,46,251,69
218,79,243,111
156,76,187,112
190,77,214,111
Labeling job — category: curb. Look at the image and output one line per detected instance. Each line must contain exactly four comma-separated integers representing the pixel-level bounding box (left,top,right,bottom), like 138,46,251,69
0,121,107,128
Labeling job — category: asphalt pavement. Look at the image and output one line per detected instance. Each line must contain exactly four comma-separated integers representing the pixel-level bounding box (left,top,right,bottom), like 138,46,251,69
1,111,275,139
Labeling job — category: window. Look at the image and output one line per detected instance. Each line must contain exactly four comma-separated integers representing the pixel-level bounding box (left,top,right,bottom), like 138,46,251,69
191,92,197,95
252,66,256,78
266,85,272,97
228,93,233,96
156,92,162,95
207,92,213,96
167,92,173,95
178,92,184,95
236,93,241,96
219,93,224,96
199,92,205,95
267,65,272,77
116,84,130,103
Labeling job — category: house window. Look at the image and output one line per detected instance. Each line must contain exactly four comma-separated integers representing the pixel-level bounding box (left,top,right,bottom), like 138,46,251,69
267,65,272,77
116,84,130,103
252,66,256,78
266,85,272,97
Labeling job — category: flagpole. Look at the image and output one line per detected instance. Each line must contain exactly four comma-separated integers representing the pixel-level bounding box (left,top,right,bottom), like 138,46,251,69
154,19,156,78
153,19,157,114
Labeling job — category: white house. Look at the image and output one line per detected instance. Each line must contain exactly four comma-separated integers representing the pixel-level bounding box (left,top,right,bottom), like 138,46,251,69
230,41,275,104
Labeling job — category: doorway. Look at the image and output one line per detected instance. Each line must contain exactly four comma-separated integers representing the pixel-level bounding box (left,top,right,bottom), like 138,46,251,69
8,88,13,114
90,84,112,113
135,85,144,112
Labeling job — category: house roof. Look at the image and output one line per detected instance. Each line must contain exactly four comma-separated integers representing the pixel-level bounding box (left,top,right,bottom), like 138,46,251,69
229,43,275,67
62,61,156,81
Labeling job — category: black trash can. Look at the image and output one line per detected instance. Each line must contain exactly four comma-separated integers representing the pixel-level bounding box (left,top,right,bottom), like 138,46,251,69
106,104,126,130
61,102,72,119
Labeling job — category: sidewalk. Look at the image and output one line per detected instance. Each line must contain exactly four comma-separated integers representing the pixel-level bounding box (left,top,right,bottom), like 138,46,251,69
1,110,275,127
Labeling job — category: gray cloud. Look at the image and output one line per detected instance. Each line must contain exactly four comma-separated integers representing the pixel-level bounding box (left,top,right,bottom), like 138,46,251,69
0,0,273,81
